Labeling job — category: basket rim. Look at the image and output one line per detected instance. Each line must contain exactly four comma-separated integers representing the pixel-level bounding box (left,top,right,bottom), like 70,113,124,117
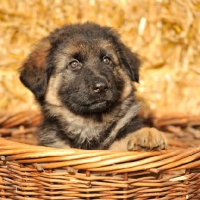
0,137,200,174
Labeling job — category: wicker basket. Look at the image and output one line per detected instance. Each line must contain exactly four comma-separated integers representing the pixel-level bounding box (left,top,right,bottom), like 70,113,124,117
0,111,200,200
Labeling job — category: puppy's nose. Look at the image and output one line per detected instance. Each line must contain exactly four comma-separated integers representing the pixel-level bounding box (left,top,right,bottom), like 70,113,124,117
93,79,108,93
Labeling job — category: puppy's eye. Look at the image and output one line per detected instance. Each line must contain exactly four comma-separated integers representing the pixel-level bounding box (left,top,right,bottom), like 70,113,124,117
103,56,111,65
69,60,82,70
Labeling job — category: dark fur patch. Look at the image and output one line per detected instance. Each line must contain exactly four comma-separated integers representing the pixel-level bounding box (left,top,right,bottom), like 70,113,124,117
20,22,143,150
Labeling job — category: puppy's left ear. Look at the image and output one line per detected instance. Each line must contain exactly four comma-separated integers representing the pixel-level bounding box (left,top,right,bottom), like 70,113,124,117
119,44,141,83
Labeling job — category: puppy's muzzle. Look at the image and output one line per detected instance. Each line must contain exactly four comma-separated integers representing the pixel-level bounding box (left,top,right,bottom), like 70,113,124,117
92,78,108,93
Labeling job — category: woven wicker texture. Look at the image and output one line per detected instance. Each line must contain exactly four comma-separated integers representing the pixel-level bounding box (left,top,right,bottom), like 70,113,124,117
0,112,200,199
0,138,200,199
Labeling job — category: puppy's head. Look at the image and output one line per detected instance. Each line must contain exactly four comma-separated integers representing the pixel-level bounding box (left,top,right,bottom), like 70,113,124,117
20,23,140,114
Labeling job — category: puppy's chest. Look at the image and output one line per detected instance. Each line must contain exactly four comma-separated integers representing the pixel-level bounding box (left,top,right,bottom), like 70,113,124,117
62,118,112,143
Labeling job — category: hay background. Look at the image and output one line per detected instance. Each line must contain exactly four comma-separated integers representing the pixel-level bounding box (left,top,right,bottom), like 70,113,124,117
0,0,200,117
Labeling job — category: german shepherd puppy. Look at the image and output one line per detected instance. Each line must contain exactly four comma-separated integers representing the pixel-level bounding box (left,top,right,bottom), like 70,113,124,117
20,23,167,151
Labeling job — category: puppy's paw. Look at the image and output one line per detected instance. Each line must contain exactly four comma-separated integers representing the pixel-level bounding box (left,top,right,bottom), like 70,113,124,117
127,127,168,151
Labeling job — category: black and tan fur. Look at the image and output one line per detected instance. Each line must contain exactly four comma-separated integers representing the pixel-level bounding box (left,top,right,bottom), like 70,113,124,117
20,22,167,151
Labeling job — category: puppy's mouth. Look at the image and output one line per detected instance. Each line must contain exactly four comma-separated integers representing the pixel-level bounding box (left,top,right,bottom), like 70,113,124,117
85,100,111,112
89,100,107,107
59,87,120,115
80,100,113,113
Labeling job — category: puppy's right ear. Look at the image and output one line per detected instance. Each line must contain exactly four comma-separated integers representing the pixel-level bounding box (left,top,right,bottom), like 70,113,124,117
19,38,51,101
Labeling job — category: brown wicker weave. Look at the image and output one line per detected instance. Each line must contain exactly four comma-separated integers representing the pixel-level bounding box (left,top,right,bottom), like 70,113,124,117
0,111,200,199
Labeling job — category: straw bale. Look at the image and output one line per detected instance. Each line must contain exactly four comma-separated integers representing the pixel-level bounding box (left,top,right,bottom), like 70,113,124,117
0,0,200,116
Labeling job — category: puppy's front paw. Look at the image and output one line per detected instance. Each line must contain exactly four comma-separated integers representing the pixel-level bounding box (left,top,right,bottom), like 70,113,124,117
127,127,168,151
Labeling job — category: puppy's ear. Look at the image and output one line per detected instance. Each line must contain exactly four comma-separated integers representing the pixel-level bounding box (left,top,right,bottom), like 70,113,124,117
19,38,51,101
119,44,141,83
